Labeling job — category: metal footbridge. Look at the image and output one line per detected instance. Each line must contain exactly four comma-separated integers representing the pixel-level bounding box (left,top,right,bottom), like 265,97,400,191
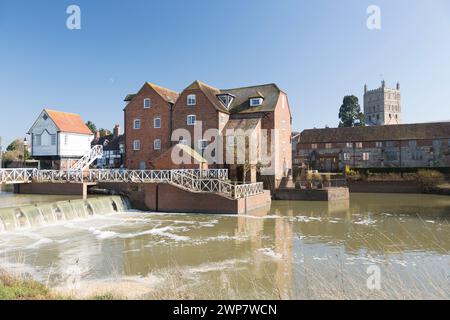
0,168,264,200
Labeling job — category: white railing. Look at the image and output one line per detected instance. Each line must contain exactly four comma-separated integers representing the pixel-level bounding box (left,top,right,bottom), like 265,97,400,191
170,169,263,199
34,170,83,183
0,168,263,199
70,145,103,171
0,169,36,184
88,170,172,183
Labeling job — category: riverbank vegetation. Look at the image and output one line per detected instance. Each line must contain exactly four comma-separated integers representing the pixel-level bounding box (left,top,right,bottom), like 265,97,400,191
0,268,55,300
345,168,447,186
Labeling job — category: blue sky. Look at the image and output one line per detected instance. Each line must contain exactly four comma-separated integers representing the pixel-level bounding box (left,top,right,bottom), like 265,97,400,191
1,0,450,146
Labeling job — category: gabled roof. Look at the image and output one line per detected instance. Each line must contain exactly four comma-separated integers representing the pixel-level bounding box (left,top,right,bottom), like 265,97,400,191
123,83,179,104
92,134,124,151
223,118,261,132
29,109,93,135
222,84,282,114
299,122,450,144
184,80,230,113
146,82,179,104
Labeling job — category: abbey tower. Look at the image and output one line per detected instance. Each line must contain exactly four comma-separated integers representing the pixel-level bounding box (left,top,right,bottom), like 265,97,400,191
364,81,401,126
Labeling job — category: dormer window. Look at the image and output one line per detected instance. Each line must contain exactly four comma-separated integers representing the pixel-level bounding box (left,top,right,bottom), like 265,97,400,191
217,93,235,110
250,98,263,107
187,94,196,106
144,98,151,108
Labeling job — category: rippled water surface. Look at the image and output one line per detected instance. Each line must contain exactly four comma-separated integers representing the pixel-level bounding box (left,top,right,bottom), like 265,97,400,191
0,192,449,299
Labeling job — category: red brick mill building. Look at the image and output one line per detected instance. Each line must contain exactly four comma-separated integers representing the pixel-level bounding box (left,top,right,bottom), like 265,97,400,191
123,80,292,189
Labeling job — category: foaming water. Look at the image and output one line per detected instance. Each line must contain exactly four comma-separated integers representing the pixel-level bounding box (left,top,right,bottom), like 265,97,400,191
0,193,449,299
0,196,130,232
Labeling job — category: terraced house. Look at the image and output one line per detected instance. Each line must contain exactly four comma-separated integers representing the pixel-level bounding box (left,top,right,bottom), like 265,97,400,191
124,80,292,188
296,122,450,171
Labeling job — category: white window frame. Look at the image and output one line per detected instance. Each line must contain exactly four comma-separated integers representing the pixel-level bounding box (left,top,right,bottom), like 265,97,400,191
343,153,350,161
133,140,141,151
311,143,318,149
375,141,383,148
187,115,196,126
346,142,353,148
355,142,363,148
133,119,141,130
154,117,161,128
154,139,161,150
325,143,332,149
362,152,370,161
187,94,196,106
144,98,151,109
250,98,263,107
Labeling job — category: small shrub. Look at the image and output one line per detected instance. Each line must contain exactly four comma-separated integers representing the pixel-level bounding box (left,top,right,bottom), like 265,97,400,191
416,170,445,188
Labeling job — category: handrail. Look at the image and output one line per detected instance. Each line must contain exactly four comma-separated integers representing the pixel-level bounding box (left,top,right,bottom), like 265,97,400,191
70,145,104,171
0,168,263,199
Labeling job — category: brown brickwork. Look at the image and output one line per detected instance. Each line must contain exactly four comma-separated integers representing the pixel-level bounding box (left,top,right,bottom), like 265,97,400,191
124,83,176,169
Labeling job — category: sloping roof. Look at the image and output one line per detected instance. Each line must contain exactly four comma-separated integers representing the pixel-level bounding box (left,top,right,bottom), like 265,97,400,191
299,122,450,143
123,83,179,104
92,134,124,151
223,118,261,132
185,80,229,113
221,83,281,114
44,109,93,135
152,143,207,166
147,82,179,104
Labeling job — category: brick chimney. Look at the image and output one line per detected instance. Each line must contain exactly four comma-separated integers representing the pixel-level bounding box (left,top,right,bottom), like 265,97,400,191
113,124,120,138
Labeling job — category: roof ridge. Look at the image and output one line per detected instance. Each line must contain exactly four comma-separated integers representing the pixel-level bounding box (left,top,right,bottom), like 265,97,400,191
44,108,81,116
146,82,179,94
221,83,280,91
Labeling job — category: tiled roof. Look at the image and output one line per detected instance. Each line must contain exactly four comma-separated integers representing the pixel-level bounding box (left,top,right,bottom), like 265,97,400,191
221,83,281,114
147,82,179,104
92,134,124,151
223,118,261,132
45,109,93,135
123,83,179,104
299,122,450,143
182,81,283,114
185,80,229,113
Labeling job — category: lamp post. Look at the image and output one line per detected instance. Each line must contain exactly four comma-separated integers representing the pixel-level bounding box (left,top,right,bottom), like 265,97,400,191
23,137,28,168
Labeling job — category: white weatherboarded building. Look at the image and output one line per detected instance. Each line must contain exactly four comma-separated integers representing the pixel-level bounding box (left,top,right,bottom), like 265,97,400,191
28,109,94,169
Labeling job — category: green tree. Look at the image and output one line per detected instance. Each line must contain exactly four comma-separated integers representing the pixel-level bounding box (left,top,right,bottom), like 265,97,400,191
338,95,365,127
98,128,112,137
6,139,21,151
85,121,97,134
2,138,30,166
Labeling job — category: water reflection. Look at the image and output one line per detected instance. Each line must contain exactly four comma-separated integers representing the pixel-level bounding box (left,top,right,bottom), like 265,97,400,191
0,193,449,299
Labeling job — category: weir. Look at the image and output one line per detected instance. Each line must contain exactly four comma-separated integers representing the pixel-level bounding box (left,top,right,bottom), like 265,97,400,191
0,196,130,232
0,168,271,214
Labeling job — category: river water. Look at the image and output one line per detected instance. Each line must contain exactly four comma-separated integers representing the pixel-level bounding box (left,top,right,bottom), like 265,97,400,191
0,191,449,299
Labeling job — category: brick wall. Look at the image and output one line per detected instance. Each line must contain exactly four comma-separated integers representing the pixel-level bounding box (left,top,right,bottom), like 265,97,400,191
124,84,172,169
171,88,219,150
